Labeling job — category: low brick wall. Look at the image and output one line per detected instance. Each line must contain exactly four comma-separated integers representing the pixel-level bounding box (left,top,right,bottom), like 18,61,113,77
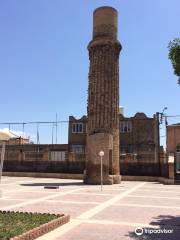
0,211,70,240
3,160,85,174
120,162,168,177
4,160,169,179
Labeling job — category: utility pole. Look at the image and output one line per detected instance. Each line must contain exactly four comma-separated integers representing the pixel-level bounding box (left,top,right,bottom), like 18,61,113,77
56,113,58,144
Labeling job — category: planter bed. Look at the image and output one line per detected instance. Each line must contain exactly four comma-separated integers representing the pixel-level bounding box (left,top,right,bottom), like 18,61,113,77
0,210,70,240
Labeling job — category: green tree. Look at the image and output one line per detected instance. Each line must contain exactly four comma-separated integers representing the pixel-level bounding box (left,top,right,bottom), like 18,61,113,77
168,38,180,85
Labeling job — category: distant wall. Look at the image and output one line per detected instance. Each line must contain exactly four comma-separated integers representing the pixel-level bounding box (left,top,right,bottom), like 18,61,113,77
120,152,168,177
4,159,168,177
3,160,85,174
120,162,168,177
4,143,168,177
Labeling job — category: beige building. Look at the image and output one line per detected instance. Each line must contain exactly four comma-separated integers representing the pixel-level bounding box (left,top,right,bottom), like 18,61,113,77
167,123,180,153
167,123,180,179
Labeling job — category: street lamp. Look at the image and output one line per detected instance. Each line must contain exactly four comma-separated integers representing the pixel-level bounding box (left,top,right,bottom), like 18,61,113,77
99,151,104,191
162,107,168,113
160,107,168,124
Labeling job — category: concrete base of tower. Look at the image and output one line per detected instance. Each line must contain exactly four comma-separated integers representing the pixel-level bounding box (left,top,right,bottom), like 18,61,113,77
84,171,121,185
85,133,121,185
112,174,121,184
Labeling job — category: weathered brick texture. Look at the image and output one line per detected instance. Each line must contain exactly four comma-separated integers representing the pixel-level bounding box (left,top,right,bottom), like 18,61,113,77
85,7,122,184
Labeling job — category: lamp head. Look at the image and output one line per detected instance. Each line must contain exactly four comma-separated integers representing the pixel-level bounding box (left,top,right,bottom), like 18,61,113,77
99,151,104,157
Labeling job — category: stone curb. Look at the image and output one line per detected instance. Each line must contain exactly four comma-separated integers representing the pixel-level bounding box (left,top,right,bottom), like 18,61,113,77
0,211,70,240
3,171,83,180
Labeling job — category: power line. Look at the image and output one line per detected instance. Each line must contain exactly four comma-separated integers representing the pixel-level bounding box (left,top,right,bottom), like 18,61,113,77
0,121,69,125
0,114,180,126
166,115,180,118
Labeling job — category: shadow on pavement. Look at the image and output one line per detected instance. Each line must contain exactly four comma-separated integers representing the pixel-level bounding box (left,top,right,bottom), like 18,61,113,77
20,182,84,187
126,215,180,240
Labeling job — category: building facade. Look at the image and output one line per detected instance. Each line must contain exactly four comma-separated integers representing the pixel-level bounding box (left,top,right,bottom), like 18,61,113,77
167,123,180,154
119,113,160,176
3,143,85,174
3,112,165,177
68,112,164,176
68,116,87,154
167,123,180,181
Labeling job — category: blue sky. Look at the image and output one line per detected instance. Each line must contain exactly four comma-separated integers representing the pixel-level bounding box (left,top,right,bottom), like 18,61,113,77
0,0,179,144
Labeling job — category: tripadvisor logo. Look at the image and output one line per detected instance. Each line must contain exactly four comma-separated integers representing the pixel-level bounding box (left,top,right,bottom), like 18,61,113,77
135,227,143,236
135,227,174,236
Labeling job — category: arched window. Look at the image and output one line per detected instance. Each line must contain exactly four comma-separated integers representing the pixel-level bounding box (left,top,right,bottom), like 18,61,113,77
120,121,132,133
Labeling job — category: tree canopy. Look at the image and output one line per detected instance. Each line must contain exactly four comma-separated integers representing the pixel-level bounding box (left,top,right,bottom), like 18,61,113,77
168,38,180,85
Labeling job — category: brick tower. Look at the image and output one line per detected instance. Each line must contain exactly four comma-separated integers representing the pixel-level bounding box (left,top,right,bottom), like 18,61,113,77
84,6,122,184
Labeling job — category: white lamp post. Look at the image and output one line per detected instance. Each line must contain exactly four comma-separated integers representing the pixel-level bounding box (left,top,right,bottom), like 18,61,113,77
99,151,104,191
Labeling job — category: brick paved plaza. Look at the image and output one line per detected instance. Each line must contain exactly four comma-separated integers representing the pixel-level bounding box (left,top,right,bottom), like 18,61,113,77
0,177,180,239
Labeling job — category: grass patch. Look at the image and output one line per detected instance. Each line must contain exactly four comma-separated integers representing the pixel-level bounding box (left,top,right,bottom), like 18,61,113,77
0,211,62,239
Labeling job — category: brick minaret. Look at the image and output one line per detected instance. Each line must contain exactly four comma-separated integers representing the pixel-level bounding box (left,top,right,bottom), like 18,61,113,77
84,6,122,184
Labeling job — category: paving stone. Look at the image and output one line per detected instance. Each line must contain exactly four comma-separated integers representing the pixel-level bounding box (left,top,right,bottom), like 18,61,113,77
1,177,180,240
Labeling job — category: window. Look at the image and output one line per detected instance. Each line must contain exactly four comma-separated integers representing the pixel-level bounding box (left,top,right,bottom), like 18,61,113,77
120,121,132,133
72,123,84,133
51,151,65,161
71,145,85,153
120,145,133,154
